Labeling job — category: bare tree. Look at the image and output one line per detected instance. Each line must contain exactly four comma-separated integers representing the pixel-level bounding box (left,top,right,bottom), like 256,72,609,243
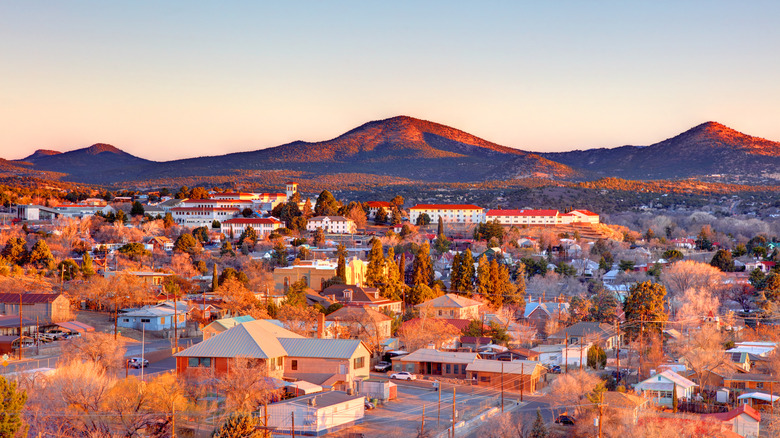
548,369,600,416
217,357,282,414
60,332,126,372
661,260,724,303
675,325,726,390
398,318,461,352
277,304,319,336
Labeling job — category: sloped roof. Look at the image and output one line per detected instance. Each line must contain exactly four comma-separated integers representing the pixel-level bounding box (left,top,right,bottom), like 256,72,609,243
0,293,64,304
326,306,392,323
523,302,569,318
486,209,559,217
703,404,761,423
222,218,282,225
603,391,648,409
549,322,616,340
415,293,482,309
401,318,473,332
400,348,479,364
638,370,697,390
205,315,256,333
279,338,364,359
410,204,483,210
175,320,292,359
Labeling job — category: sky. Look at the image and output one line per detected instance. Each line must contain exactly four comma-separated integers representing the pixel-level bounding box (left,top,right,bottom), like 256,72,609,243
2,1,780,161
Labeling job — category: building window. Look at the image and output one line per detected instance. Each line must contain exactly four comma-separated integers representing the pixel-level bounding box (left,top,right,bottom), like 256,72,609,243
758,382,765,389
453,364,459,374
480,376,490,383
354,357,365,369
292,360,298,371
188,358,211,368
446,364,451,374
123,319,130,322
160,317,166,325
141,318,151,323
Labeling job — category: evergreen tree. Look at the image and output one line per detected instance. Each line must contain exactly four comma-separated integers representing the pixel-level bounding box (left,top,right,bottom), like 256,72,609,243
416,213,431,226
450,252,462,293
408,283,440,305
284,279,308,307
390,206,402,225
213,412,263,438
192,226,210,243
220,241,236,257
211,219,221,229
487,258,501,307
374,207,388,224
81,252,95,277
115,209,127,224
587,344,607,369
163,213,174,228
437,218,444,236
412,242,433,287
529,408,548,438
365,239,385,287
237,226,258,246
212,264,219,292
130,201,145,216
398,251,406,284
336,244,347,282
313,227,325,247
301,199,314,218
457,250,475,295
381,247,405,301
0,376,28,437
1,238,27,265
476,255,490,297
273,240,287,266
507,263,526,306
314,190,339,216
28,239,55,269
174,233,201,255
624,281,668,340
710,249,735,272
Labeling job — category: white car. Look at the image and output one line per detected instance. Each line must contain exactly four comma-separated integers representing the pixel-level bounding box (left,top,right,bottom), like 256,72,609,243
390,372,416,381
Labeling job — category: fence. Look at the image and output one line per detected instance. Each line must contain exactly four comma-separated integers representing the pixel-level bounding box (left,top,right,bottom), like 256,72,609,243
0,356,60,374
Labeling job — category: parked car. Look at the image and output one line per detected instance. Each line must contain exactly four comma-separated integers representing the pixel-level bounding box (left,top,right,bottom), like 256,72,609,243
555,414,576,426
390,372,416,381
128,357,149,369
549,365,561,374
364,399,376,410
374,361,392,372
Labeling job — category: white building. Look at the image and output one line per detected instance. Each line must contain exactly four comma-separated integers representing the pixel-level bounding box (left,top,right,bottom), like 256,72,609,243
365,201,393,219
221,217,283,238
485,209,561,225
409,204,484,224
635,370,697,408
266,391,364,436
561,209,600,224
306,216,356,234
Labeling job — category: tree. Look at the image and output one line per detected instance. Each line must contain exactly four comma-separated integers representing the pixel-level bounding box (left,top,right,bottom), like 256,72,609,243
365,239,385,287
174,233,201,255
61,332,125,372
750,268,767,289
213,413,264,438
220,241,236,257
390,195,404,208
57,259,80,281
678,287,720,321
374,207,388,224
411,242,433,287
662,248,684,262
237,226,258,247
0,376,27,437
623,281,668,340
476,255,490,297
660,260,724,302
312,227,325,247
189,186,209,199
130,201,144,216
618,260,635,272
118,242,151,261
314,190,339,216
455,250,475,294
284,278,308,307
28,239,54,269
163,212,175,228
695,225,714,251
336,244,347,282
273,240,287,267
587,344,607,369
554,261,576,277
398,317,460,352
529,408,548,438
381,247,406,301
212,219,221,229
390,206,402,225
192,226,210,243
241,207,254,218
218,267,249,286
590,289,619,324
710,249,735,272
450,252,462,293
81,252,95,277
675,324,726,389
408,283,440,306
416,213,431,226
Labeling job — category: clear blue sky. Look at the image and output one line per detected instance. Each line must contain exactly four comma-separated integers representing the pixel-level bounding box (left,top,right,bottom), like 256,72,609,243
2,1,779,161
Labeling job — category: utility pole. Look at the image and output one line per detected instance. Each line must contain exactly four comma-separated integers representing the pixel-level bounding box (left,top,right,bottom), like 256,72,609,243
598,391,604,438
501,361,504,412
565,332,569,374
580,341,583,371
18,292,23,361
172,401,176,438
438,380,441,427
451,387,456,438
291,412,295,438
173,287,178,354
421,403,425,436
616,321,621,385
521,362,524,402
264,401,269,438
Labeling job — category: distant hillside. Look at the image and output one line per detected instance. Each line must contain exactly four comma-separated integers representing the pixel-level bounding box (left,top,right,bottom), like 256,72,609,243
542,122,780,181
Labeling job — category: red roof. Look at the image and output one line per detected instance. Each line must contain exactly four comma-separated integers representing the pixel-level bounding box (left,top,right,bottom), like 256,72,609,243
0,293,63,304
486,209,559,217
171,207,240,212
569,209,599,216
703,404,761,423
285,181,297,185
366,201,393,208
402,318,476,332
222,218,282,225
410,204,483,210
182,199,252,204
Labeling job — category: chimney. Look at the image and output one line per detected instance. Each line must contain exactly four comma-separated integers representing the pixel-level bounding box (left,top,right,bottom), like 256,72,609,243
317,312,325,339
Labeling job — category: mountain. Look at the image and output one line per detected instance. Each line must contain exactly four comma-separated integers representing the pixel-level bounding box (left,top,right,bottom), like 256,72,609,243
541,122,780,181
14,143,154,183
12,116,582,184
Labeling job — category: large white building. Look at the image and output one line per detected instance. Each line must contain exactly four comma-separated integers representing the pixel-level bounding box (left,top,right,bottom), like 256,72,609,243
484,209,599,225
306,216,356,234
221,217,284,238
408,204,484,224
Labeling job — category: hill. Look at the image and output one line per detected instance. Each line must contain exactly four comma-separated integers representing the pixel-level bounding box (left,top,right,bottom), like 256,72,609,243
541,122,780,182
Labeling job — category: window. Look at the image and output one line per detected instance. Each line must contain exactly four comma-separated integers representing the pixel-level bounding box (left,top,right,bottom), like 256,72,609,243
480,376,490,383
731,382,746,389
141,318,151,323
160,317,166,325
758,382,765,389
292,360,298,371
354,357,365,369
446,364,451,374
123,318,130,322
188,358,211,368
453,364,459,374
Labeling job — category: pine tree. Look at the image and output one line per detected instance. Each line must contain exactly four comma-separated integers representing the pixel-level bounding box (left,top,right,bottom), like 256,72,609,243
437,217,444,236
1,238,27,265
28,239,55,269
390,206,402,225
529,408,548,438
0,376,27,437
130,201,145,216
624,281,668,340
81,252,95,277
412,242,433,287
381,247,404,300
476,255,490,297
488,258,501,306
506,263,526,306
374,207,388,224
213,412,263,438
314,190,339,216
398,251,406,284
220,241,236,257
336,244,347,282
365,239,385,287
212,264,219,292
301,199,314,218
313,227,325,247
458,250,475,295
450,252,462,293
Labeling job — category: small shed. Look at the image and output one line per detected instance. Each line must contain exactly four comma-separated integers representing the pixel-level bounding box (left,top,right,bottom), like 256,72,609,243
286,381,323,397
359,378,397,402
716,388,730,404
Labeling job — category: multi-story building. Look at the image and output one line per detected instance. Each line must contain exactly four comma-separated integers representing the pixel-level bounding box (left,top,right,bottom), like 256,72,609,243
221,217,283,238
273,258,367,292
484,209,561,225
365,201,393,219
560,209,600,224
408,204,484,224
306,216,357,234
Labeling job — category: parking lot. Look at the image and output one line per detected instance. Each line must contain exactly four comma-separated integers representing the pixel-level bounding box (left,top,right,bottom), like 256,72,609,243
341,381,503,437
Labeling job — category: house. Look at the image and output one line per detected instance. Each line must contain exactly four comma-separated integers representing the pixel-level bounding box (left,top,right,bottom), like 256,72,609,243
460,336,494,351
494,348,541,362
175,319,303,378
266,391,364,436
702,404,761,438
321,285,402,314
325,306,393,340
0,316,37,337
530,344,565,367
727,342,776,358
366,201,393,220
117,306,186,332
635,370,697,408
602,391,650,425
280,338,371,391
103,270,173,288
393,349,479,379
273,258,367,292
484,209,560,226
306,216,357,234
408,204,484,224
201,315,255,340
0,293,71,324
560,209,600,224
522,301,569,337
146,236,174,252
415,294,482,320
466,359,545,392
221,217,283,238
548,322,620,350
737,392,779,413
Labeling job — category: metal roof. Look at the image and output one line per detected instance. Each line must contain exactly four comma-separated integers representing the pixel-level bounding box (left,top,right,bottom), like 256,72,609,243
466,359,542,374
279,338,364,359
400,349,479,364
638,370,697,390
175,320,292,359
0,293,63,304
415,293,482,309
